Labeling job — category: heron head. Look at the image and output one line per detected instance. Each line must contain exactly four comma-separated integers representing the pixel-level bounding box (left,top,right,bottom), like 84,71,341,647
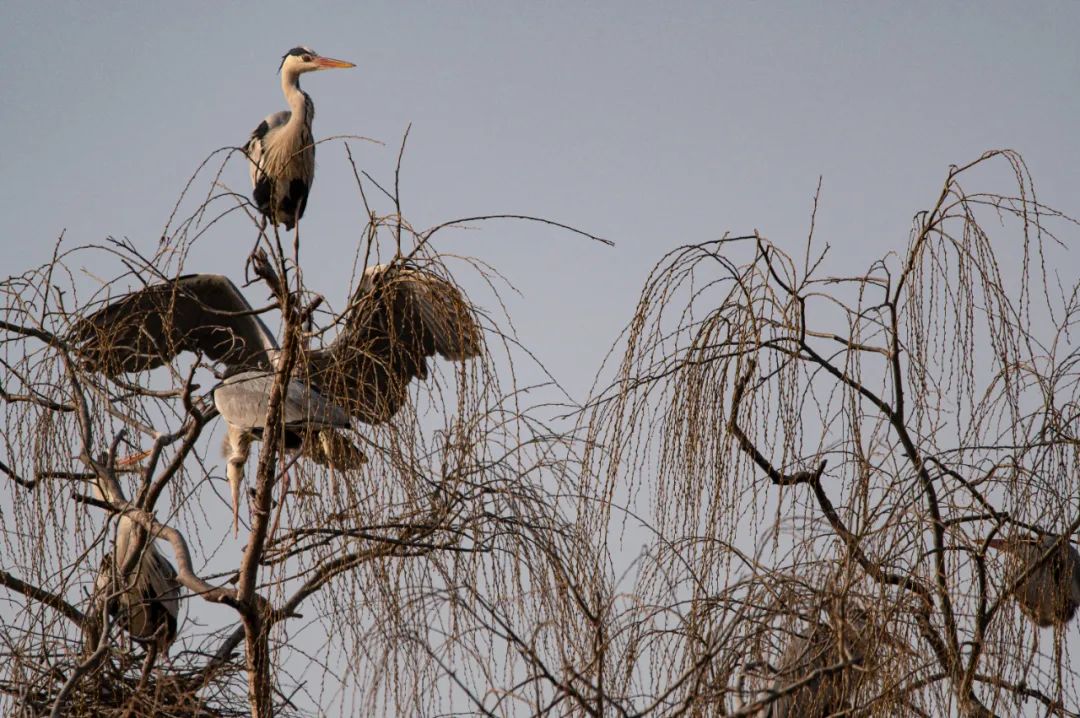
279,47,356,75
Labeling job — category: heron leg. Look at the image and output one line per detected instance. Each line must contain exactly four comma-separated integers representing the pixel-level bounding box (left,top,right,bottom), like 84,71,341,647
245,216,270,283
227,462,242,536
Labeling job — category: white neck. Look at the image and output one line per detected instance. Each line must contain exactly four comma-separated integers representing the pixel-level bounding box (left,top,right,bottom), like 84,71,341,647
280,69,309,119
95,477,139,565
116,516,135,564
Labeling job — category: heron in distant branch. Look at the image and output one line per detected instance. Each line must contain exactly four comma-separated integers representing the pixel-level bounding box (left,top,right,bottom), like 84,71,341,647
84,478,181,653
761,601,875,718
989,533,1080,628
71,263,481,530
245,47,355,231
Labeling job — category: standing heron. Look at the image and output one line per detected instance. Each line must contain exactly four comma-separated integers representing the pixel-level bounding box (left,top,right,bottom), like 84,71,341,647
70,263,481,529
989,533,1080,628
761,602,875,717
245,47,355,231
84,478,181,654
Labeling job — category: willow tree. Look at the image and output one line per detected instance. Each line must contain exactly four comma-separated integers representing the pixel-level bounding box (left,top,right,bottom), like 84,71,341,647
574,151,1080,717
4,146,1078,718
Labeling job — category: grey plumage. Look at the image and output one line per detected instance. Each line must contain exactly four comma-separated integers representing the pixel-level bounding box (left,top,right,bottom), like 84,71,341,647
215,370,351,430
84,479,181,653
990,534,1080,628
763,605,875,718
215,370,352,530
245,46,354,230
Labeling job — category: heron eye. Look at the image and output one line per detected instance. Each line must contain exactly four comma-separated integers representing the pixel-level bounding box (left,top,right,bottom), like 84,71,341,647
301,54,312,62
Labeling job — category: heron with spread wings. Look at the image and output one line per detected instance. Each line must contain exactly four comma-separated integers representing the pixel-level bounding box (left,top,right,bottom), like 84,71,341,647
70,264,482,530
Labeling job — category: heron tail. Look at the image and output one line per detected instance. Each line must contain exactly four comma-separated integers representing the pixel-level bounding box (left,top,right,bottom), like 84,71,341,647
312,429,367,471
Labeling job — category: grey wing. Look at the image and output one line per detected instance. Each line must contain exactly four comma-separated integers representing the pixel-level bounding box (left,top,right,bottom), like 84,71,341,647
768,636,809,718
149,547,181,627
314,263,482,423
70,274,278,376
126,546,179,647
392,267,483,360
215,370,350,431
214,371,276,430
247,110,291,189
770,630,836,717
82,554,113,650
1068,544,1080,604
284,378,352,429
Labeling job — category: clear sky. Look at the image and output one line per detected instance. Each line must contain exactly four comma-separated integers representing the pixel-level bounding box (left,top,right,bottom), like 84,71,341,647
3,1,1078,397
2,2,1079,713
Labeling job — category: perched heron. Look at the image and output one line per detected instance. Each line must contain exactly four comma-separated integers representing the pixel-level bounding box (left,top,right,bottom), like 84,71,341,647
762,603,874,717
83,478,181,653
70,263,481,528
245,46,355,231
988,534,1080,628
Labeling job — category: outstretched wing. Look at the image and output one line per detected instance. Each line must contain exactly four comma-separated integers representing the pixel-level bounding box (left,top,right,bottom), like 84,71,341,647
310,263,482,424
70,274,278,376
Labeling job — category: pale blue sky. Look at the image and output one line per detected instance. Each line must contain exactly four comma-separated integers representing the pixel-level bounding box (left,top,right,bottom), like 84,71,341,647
2,2,1078,395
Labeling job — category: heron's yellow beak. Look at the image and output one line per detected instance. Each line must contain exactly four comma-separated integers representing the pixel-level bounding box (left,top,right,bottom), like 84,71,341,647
116,447,154,468
315,57,355,70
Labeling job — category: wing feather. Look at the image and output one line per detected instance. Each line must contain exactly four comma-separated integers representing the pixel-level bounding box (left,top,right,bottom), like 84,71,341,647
70,274,278,376
312,263,481,424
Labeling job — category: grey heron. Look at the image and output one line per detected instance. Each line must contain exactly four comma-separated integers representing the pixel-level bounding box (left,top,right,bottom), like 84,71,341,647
84,478,181,653
246,47,355,231
988,533,1080,628
70,264,481,528
762,603,874,717
214,370,352,530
